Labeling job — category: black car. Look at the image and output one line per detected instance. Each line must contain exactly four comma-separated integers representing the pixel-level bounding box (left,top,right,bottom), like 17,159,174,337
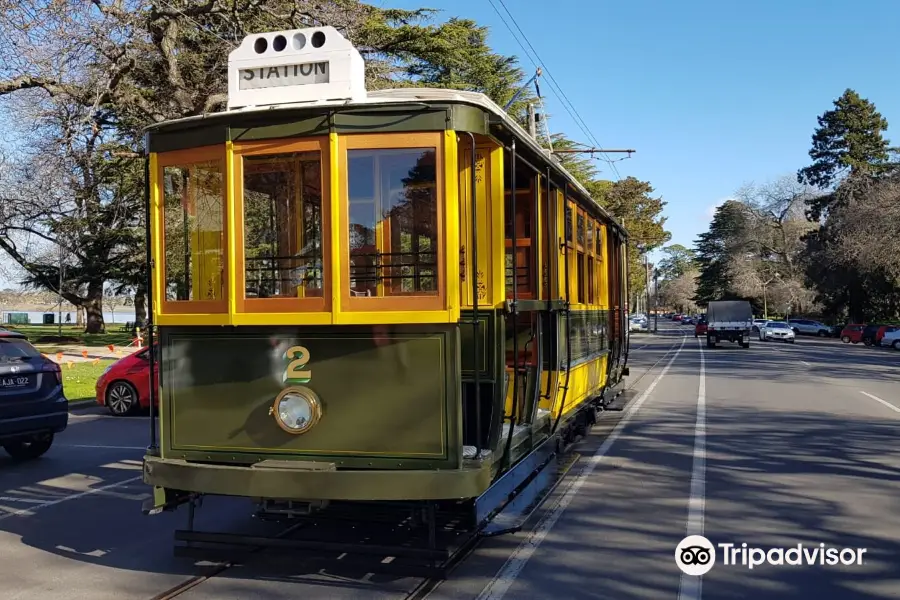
0,328,68,460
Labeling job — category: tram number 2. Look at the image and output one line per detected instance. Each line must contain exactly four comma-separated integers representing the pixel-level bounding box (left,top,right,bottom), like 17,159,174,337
283,345,312,384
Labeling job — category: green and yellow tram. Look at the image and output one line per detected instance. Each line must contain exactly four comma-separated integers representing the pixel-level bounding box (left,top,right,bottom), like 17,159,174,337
141,26,630,549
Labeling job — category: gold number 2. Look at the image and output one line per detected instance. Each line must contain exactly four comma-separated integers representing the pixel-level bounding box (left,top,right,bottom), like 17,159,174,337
283,345,311,383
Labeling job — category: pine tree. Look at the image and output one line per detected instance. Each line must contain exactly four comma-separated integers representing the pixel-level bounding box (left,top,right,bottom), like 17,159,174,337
797,88,894,219
693,201,750,303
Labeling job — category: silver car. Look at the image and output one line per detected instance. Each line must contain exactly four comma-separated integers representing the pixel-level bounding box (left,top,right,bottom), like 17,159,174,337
759,321,795,343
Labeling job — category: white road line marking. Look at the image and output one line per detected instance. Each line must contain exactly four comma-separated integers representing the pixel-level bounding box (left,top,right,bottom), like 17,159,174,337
860,391,900,414
0,476,141,522
0,496,48,504
800,360,811,367
58,444,147,450
475,333,688,600
678,337,707,600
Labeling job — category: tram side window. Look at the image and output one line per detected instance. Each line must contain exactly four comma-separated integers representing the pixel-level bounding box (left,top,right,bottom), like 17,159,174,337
504,157,536,298
163,161,225,302
242,151,324,299
347,148,439,297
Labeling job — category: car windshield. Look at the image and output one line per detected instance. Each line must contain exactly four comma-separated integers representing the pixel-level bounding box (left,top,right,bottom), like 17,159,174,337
0,337,40,359
766,322,790,329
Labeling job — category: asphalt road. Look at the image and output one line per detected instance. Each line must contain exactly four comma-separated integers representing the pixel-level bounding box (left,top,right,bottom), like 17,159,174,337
1,323,898,599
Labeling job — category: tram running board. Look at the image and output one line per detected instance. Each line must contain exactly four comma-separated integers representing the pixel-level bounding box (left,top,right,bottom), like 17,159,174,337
603,388,637,412
480,449,581,537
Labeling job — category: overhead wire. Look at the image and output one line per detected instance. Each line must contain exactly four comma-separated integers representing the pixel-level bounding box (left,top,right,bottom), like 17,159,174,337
487,0,623,180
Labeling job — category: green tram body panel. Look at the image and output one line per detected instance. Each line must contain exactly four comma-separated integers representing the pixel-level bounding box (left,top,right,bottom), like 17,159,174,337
159,325,462,470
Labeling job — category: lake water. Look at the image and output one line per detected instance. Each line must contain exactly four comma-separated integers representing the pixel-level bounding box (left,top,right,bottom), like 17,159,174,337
2,310,138,326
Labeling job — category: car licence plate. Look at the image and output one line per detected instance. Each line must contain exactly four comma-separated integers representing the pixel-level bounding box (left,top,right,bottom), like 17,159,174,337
0,376,31,389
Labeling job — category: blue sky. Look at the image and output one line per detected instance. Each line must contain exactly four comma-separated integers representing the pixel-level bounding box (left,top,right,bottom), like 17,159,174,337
386,0,900,264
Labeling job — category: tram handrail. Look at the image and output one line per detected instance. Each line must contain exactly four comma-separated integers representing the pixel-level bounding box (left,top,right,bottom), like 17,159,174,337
144,152,158,453
463,132,482,458
551,183,572,436
500,139,519,473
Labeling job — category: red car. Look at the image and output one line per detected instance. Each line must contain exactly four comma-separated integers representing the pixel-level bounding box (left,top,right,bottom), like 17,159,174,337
695,320,708,338
839,324,865,344
95,345,158,416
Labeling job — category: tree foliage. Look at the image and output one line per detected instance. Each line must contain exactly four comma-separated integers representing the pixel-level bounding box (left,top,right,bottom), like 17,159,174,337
0,0,544,330
797,88,895,220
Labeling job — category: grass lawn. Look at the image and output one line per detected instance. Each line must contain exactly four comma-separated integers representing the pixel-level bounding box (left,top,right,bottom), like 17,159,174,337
62,361,109,402
4,324,136,348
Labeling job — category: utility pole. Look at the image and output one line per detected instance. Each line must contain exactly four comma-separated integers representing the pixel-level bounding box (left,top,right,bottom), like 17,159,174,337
654,269,660,333
526,103,537,139
57,242,63,337
644,255,651,321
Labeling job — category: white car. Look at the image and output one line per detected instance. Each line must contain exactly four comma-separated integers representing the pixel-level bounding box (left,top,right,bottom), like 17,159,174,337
759,321,795,343
629,318,648,332
880,328,900,350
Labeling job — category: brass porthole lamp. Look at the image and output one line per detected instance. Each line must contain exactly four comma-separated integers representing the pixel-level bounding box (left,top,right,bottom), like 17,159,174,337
269,386,323,434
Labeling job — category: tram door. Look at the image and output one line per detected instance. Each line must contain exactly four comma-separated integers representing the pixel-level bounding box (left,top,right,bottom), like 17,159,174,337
503,157,544,427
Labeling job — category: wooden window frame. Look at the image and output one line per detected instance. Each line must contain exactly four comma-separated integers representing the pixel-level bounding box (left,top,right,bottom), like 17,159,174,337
232,137,331,314
338,132,446,313
156,145,228,315
505,173,537,300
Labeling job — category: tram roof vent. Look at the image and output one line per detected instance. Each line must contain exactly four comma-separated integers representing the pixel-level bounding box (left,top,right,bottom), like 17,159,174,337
227,26,366,110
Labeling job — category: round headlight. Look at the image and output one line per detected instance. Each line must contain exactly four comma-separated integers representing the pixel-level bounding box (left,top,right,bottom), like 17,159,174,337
270,386,322,434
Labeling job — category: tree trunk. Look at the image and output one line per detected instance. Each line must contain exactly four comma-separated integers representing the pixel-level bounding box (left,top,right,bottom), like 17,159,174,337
134,284,147,328
83,281,106,333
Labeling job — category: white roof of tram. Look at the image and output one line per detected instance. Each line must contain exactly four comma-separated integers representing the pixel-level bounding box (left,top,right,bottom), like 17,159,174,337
143,26,626,233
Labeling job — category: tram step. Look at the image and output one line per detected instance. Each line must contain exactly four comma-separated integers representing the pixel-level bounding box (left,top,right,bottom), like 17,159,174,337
603,388,637,412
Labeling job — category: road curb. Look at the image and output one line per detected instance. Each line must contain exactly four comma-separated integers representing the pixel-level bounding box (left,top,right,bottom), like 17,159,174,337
68,400,98,412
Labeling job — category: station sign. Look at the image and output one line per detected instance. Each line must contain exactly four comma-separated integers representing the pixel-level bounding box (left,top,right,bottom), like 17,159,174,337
227,26,366,109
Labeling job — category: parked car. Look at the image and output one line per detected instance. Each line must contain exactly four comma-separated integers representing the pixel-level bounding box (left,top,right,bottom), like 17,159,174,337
95,344,159,416
694,318,708,338
751,319,767,332
861,324,887,346
839,324,865,344
759,321,796,343
788,319,832,337
880,328,900,350
0,328,68,460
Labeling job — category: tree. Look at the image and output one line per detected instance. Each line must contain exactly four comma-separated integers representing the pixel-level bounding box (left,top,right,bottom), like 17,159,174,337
803,173,900,322
0,1,541,331
659,269,699,314
797,89,895,219
595,176,670,298
693,200,750,304
657,244,695,280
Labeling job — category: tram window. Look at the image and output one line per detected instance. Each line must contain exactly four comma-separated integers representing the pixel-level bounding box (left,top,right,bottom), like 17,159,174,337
242,151,324,299
587,256,595,304
162,161,225,302
576,251,585,304
564,204,573,243
346,148,438,297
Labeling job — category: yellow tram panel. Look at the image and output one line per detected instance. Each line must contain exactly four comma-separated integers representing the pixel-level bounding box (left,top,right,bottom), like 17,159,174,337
457,139,503,309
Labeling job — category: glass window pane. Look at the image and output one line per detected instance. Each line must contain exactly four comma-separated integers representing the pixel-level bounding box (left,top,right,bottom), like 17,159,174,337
163,161,224,302
565,205,573,242
577,212,585,247
242,151,324,299
347,148,439,297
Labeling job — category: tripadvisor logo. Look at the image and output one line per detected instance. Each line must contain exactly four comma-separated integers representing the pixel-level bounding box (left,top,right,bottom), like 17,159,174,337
675,536,868,574
676,535,716,576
